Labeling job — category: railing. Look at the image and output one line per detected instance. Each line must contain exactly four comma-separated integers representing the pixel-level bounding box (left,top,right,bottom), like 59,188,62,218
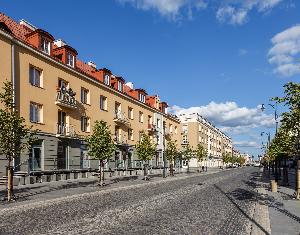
114,135,127,144
56,123,75,137
114,112,131,127
55,88,77,108
147,123,158,132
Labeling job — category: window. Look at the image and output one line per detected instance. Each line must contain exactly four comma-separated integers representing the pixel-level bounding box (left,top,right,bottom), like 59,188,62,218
58,78,68,89
139,111,144,123
128,107,133,120
128,129,133,141
117,81,123,92
100,96,107,111
41,37,50,54
156,119,160,128
29,66,42,87
81,88,89,104
81,117,90,132
139,93,145,103
169,124,173,133
30,102,42,123
67,52,74,67
175,126,178,134
104,74,110,85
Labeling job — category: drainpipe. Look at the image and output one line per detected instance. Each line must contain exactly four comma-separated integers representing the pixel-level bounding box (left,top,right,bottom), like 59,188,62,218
11,41,16,168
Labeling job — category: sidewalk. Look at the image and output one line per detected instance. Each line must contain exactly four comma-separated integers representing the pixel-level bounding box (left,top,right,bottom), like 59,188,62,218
0,167,222,208
254,168,300,235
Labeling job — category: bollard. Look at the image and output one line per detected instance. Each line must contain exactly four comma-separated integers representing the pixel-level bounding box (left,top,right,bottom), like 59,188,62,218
271,179,277,192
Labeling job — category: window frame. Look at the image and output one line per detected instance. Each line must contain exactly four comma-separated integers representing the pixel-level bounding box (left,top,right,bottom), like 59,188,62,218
41,37,50,55
29,65,42,88
100,95,108,111
81,87,90,104
67,52,74,67
30,102,43,123
139,111,144,123
81,116,90,132
104,74,110,86
128,107,133,120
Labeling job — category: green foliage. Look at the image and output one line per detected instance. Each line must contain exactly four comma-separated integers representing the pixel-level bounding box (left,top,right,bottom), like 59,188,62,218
0,81,37,161
136,132,156,161
182,144,194,161
165,140,178,162
195,144,207,162
236,156,246,165
86,120,115,161
222,153,231,164
270,82,300,158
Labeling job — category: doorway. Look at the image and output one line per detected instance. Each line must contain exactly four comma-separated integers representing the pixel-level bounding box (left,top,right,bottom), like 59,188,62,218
29,141,43,171
57,142,69,170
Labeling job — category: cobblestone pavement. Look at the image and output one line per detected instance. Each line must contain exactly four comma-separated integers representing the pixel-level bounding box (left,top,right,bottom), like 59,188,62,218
0,167,264,235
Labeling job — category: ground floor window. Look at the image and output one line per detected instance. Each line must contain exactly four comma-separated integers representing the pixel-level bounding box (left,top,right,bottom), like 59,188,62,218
29,140,43,171
57,142,69,170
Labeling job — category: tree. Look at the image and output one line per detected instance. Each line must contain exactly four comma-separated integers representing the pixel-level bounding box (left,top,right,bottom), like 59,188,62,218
236,156,246,166
136,132,156,180
182,144,194,173
165,140,178,176
222,153,231,167
0,81,37,201
86,120,115,186
195,144,207,172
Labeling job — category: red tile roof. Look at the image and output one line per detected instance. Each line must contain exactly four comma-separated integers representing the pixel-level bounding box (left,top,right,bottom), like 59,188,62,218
0,12,178,118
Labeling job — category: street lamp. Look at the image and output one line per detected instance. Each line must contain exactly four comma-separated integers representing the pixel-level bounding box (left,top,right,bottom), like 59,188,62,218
261,103,279,134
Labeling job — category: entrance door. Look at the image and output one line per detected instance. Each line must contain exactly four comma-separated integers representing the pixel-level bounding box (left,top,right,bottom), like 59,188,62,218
57,142,69,169
29,143,42,171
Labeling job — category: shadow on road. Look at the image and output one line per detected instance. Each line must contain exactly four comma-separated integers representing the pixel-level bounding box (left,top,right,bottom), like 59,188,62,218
213,184,271,235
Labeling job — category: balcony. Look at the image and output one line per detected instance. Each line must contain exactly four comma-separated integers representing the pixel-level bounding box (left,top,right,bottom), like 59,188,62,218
55,87,77,109
113,112,131,128
164,128,173,139
147,123,158,133
114,135,128,145
56,123,75,137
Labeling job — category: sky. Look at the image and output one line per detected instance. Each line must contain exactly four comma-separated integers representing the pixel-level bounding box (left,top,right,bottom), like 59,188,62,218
1,0,299,156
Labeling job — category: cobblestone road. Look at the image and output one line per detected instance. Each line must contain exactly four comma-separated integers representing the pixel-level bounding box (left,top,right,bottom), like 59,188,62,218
0,167,262,235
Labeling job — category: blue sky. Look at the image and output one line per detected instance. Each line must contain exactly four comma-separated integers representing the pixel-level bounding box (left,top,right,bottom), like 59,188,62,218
2,0,299,156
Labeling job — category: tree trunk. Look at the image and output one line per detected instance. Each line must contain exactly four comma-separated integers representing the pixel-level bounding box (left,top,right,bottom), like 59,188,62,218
7,158,14,201
99,160,104,187
170,163,174,176
187,161,190,173
143,163,148,180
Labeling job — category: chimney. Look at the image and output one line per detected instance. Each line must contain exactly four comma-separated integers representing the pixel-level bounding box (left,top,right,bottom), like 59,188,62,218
126,82,134,89
19,19,36,31
88,61,97,69
54,39,67,48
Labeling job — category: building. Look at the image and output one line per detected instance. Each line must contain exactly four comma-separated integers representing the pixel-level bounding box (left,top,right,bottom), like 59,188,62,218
0,13,181,176
179,113,233,168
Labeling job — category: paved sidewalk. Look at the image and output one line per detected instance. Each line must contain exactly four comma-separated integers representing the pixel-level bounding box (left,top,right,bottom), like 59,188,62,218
0,167,223,208
254,168,300,235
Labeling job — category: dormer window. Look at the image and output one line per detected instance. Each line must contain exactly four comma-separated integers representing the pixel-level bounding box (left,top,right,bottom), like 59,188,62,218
41,37,50,54
139,93,146,103
67,52,74,67
117,80,123,92
104,74,110,85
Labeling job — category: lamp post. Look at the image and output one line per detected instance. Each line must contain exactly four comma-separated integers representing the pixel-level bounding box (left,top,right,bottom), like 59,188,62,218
261,103,279,134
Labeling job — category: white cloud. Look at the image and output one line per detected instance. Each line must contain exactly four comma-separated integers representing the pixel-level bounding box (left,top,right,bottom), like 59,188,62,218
117,0,282,23
268,25,300,77
234,140,261,148
170,101,274,132
117,0,207,20
216,0,283,25
216,6,248,25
